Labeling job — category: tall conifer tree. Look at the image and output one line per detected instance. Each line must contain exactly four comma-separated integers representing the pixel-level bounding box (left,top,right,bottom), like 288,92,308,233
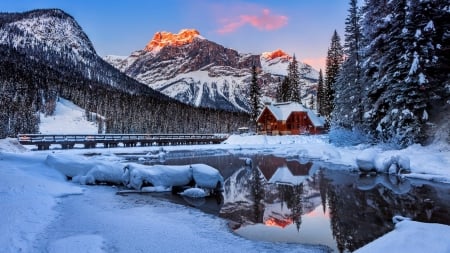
333,0,363,129
317,69,324,115
359,0,450,146
249,65,261,130
287,55,301,103
324,30,344,121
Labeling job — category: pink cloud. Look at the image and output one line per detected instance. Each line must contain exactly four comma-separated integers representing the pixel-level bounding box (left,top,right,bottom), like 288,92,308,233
217,8,288,34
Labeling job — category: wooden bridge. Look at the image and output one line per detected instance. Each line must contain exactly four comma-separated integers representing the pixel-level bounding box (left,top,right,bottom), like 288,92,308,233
17,133,229,150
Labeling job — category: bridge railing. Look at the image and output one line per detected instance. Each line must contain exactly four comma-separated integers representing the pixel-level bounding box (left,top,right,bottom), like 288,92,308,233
17,133,229,149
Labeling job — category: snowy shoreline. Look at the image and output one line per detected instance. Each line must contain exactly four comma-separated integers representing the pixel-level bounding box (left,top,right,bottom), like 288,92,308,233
1,135,449,253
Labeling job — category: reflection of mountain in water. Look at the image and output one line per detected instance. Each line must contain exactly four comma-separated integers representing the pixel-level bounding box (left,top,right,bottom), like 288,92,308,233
254,156,313,182
219,156,450,253
220,157,321,229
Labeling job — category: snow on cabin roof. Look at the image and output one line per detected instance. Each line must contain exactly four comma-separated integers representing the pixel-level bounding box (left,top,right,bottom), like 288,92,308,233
268,166,307,185
306,110,326,127
258,102,325,127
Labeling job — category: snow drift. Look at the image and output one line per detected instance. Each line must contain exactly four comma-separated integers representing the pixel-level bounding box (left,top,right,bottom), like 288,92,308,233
122,163,224,192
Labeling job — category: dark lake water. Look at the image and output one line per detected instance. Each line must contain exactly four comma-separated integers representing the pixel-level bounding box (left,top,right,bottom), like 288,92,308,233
118,150,450,252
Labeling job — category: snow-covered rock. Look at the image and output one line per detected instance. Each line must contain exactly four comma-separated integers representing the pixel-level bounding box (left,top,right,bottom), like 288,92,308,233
45,154,123,185
122,163,192,190
357,149,411,174
179,188,207,198
191,163,224,190
356,148,378,172
122,163,223,191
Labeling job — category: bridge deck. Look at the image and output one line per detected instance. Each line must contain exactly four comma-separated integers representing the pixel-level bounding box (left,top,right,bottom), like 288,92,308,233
17,134,228,150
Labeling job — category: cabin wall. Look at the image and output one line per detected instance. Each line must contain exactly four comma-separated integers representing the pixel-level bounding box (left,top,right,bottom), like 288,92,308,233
257,108,324,135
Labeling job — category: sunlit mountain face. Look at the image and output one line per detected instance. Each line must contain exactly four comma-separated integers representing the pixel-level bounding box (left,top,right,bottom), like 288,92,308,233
144,29,202,51
105,29,319,112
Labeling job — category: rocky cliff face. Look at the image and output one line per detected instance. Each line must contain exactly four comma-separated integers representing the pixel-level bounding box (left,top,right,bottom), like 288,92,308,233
105,29,318,112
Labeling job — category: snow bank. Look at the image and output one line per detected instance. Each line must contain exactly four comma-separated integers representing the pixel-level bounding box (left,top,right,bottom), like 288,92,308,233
122,163,193,190
356,148,411,174
122,163,224,191
223,134,328,145
0,138,28,153
0,152,83,253
45,154,124,185
191,163,224,189
222,134,450,183
355,220,450,253
356,148,379,172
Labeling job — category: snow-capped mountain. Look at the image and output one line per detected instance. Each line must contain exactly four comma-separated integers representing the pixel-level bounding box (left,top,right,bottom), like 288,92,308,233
0,9,163,96
0,9,251,137
0,9,95,60
105,29,319,112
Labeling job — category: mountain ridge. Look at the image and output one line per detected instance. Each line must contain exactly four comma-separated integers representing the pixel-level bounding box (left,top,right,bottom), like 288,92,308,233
0,9,250,137
105,29,319,112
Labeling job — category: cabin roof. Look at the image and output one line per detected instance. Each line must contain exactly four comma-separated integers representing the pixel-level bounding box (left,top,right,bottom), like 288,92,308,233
258,102,325,127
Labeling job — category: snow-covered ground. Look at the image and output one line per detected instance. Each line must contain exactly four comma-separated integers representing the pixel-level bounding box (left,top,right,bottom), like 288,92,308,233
1,99,449,252
39,98,98,134
0,144,330,253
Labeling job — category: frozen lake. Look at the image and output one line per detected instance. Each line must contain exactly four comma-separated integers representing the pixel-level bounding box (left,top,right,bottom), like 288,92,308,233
117,150,450,252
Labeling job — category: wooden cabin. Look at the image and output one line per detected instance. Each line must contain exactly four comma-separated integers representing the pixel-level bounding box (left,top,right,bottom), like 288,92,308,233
256,102,325,135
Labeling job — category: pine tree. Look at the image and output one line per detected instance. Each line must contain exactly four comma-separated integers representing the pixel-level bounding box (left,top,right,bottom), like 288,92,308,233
308,94,315,109
324,30,344,121
333,0,363,129
249,65,261,130
279,76,291,102
359,0,450,146
317,69,324,115
275,77,283,102
287,55,301,103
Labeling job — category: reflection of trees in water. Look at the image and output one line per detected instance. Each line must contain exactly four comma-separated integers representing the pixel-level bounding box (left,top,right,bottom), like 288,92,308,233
320,170,450,253
318,170,328,214
251,165,265,222
277,183,303,231
326,180,357,253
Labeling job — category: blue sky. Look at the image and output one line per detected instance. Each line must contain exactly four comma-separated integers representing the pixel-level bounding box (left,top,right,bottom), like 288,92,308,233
0,0,349,70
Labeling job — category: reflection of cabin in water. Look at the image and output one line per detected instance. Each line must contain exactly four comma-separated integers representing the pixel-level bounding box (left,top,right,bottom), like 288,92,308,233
257,102,325,135
254,155,313,185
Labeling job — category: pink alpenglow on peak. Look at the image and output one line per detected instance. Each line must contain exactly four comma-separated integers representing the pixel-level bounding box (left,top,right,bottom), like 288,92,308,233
261,49,291,60
144,29,203,51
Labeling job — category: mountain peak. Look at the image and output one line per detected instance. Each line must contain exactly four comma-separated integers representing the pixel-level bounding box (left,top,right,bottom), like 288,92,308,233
261,49,290,60
144,29,202,51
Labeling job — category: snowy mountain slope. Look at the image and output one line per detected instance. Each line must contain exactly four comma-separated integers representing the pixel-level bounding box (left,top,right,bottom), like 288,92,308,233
105,29,319,112
0,9,164,96
39,98,98,134
0,9,95,62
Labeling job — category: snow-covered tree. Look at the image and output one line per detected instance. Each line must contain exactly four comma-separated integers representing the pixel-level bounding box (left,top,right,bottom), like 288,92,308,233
333,0,363,129
309,94,315,109
277,76,291,103
324,30,344,121
287,55,301,103
249,65,261,129
317,69,325,115
359,0,450,146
